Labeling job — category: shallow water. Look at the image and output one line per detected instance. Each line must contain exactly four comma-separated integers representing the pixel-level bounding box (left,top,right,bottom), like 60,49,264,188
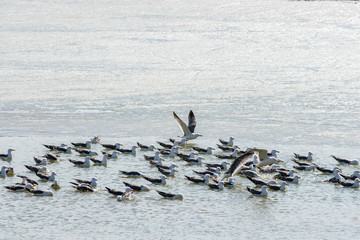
1,0,360,239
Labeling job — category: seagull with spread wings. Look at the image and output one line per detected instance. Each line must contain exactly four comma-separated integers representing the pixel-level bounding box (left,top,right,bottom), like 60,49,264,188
222,149,255,180
173,110,202,140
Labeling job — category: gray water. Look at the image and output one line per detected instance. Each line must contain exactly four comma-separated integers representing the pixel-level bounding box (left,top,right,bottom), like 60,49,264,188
1,0,360,239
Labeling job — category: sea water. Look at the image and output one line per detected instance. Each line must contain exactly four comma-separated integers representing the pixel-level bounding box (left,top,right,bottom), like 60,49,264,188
0,0,360,239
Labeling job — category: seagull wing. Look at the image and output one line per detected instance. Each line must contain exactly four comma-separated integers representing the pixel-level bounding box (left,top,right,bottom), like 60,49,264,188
225,149,254,177
188,110,196,133
173,112,191,136
254,148,268,160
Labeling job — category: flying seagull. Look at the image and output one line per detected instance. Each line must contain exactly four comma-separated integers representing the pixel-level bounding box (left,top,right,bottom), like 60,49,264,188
173,110,202,140
222,149,255,180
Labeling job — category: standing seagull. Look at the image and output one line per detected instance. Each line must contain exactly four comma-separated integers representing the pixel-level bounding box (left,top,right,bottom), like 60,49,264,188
173,110,202,140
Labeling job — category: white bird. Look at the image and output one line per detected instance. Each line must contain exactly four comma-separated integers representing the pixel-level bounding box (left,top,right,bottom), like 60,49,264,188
90,136,100,144
173,110,202,140
160,147,178,157
117,187,133,201
247,185,268,196
69,157,91,167
253,149,281,167
90,155,108,165
193,147,214,154
219,136,235,146
119,146,137,154
156,190,183,199
331,155,359,165
26,187,54,196
51,180,61,190
0,166,7,177
0,149,15,160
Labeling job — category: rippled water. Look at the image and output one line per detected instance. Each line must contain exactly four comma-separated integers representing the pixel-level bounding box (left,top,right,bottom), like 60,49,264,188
1,0,360,239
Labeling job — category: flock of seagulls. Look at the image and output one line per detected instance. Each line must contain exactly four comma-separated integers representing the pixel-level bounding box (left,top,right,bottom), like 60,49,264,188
1,110,360,200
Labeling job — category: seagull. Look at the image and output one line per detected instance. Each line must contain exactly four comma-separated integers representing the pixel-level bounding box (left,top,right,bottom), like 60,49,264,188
5,167,14,176
102,151,118,159
105,187,127,196
17,175,39,186
222,149,255,180
253,148,281,167
213,177,234,187
278,175,300,183
24,165,48,173
33,157,48,165
5,183,34,192
185,174,210,184
156,166,177,176
325,169,341,183
239,169,260,178
207,181,224,190
0,149,15,160
316,166,340,174
246,176,276,187
51,180,61,190
259,165,278,174
292,159,313,166
219,136,235,146
267,181,287,191
101,143,122,150
294,152,313,161
214,149,239,159
176,152,196,160
142,175,167,185
217,144,239,152
73,177,98,187
116,187,133,201
36,171,56,181
246,185,268,196
119,170,144,177
169,138,186,146
182,156,203,164
205,161,228,170
157,141,177,149
119,146,137,154
90,136,100,144
193,167,221,177
74,149,98,156
340,171,360,180
193,147,214,154
160,147,178,157
293,163,316,171
56,146,72,153
90,155,108,165
71,141,91,148
122,181,151,191
26,187,53,196
274,169,295,179
156,190,183,199
173,110,202,140
149,158,164,167
43,153,59,161
69,157,91,167
144,151,160,160
0,166,7,177
331,155,359,165
71,182,95,192
43,144,66,151
339,178,359,188
137,142,155,150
